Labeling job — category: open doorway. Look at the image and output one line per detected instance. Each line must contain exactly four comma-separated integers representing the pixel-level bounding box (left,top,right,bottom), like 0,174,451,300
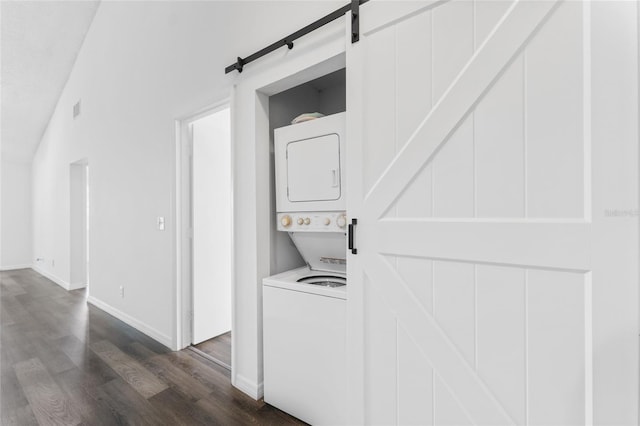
70,159,89,291
177,103,233,370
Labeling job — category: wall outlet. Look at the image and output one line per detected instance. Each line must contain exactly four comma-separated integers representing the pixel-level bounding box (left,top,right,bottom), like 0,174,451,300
51,259,55,267
119,286,124,298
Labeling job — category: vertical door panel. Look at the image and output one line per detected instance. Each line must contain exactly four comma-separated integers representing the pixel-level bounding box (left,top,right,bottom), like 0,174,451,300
364,274,397,425
432,117,475,217
434,375,473,425
395,256,434,313
475,1,513,47
398,323,434,426
432,0,474,103
433,260,476,366
474,56,525,218
526,1,584,218
476,265,526,425
394,10,434,218
527,269,586,425
362,29,396,196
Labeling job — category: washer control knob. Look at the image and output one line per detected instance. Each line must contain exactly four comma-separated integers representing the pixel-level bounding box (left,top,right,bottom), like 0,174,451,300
324,218,331,226
281,215,292,227
304,217,311,225
297,218,304,225
337,215,347,228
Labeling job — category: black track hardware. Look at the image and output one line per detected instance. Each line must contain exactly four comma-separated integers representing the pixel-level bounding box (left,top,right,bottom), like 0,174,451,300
351,0,360,43
225,0,368,74
348,218,358,255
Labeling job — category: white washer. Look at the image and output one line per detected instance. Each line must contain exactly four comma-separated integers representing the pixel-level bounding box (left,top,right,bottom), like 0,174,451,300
263,267,346,426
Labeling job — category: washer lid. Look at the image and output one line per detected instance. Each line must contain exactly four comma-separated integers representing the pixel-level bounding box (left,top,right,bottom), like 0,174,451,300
289,232,346,274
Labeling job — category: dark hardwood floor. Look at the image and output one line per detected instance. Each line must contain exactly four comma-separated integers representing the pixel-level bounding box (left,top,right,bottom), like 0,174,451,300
193,332,231,368
1,269,305,426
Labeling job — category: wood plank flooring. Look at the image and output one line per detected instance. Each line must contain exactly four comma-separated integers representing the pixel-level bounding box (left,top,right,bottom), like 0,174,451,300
193,332,231,367
1,269,305,426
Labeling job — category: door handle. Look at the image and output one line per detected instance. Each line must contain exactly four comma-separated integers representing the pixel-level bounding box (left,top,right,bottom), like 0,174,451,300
348,218,358,255
331,169,339,187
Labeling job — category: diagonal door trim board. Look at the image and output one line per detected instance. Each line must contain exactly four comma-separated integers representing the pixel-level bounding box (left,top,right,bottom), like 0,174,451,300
363,0,561,219
364,254,516,425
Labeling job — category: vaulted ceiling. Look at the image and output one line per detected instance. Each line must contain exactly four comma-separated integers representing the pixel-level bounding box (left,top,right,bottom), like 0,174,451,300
1,1,100,163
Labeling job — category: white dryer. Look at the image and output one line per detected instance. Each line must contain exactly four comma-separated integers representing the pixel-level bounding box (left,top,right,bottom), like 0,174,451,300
274,112,346,213
273,111,347,275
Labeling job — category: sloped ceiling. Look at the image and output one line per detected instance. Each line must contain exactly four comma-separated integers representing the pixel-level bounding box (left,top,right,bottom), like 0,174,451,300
1,1,100,163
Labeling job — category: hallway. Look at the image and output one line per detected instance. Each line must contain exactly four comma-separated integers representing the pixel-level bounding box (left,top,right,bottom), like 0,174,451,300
0,269,303,425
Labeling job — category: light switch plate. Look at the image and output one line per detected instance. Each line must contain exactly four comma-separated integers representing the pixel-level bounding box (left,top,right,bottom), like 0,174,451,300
157,216,165,231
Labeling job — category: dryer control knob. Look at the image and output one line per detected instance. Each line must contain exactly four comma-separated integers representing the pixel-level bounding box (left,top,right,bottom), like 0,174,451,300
304,218,311,225
324,218,331,226
337,215,347,228
297,218,304,225
281,215,292,227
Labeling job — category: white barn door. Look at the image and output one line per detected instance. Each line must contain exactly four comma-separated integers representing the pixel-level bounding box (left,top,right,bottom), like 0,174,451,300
346,1,638,424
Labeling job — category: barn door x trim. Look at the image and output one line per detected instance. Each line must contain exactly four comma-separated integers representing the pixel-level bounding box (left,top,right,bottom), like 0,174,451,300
356,0,567,424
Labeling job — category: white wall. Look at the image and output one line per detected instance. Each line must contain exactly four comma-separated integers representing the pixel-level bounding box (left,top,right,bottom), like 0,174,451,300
30,0,342,397
69,161,88,289
1,159,32,269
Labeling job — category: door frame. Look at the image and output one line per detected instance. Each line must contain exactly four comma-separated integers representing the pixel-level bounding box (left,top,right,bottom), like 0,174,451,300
174,98,234,360
230,37,347,398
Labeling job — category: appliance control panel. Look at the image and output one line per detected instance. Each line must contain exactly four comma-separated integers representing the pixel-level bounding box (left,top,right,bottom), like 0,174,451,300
278,211,347,232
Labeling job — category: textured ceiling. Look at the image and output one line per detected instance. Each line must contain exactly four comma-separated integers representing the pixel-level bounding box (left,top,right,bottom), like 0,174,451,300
1,1,100,163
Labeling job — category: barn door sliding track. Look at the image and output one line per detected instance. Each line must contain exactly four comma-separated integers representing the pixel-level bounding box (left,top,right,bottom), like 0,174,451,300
225,0,368,74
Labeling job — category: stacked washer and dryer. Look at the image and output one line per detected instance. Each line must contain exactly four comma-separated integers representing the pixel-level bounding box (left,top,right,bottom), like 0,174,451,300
263,112,347,425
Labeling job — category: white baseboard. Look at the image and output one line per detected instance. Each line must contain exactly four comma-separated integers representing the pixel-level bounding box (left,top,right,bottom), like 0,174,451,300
31,265,72,290
0,263,33,271
233,373,264,400
87,296,173,348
